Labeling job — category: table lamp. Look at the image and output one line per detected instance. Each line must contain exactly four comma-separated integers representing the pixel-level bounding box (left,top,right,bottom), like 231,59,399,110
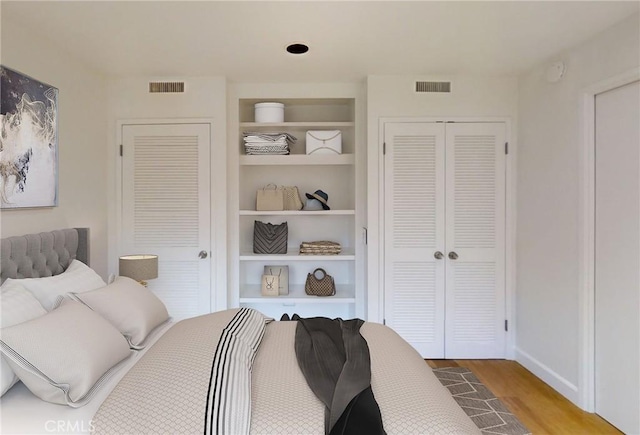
119,254,158,286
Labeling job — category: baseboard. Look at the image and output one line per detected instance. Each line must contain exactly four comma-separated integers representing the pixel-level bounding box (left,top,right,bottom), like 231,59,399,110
515,347,580,406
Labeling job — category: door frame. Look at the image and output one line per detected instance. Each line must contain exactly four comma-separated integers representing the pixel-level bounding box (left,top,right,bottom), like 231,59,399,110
578,68,640,412
371,117,515,358
113,118,227,313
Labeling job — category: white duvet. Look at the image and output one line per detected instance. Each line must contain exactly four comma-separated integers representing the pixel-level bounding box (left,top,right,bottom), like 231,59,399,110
0,312,479,435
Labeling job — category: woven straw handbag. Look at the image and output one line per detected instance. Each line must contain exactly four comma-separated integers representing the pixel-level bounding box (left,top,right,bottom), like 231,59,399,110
304,268,336,297
282,186,303,211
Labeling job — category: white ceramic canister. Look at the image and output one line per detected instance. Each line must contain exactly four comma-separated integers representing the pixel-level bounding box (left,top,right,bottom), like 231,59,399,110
254,102,285,123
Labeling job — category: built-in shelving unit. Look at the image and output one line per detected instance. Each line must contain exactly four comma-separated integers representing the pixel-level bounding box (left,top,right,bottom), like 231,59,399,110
241,121,354,129
230,93,363,320
239,285,356,304
240,154,355,166
239,210,355,216
239,251,356,261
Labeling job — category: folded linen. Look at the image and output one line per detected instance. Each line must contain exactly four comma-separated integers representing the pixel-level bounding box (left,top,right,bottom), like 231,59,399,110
299,241,342,255
245,145,290,155
243,132,297,145
243,132,294,155
244,139,288,146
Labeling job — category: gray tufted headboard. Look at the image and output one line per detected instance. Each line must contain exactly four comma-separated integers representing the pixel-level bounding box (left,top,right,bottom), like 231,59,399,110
0,228,89,283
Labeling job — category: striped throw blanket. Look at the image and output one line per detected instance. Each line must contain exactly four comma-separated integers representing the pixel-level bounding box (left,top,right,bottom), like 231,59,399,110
205,308,268,434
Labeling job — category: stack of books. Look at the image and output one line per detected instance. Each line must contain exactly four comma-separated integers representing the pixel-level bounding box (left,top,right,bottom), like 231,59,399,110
299,241,341,255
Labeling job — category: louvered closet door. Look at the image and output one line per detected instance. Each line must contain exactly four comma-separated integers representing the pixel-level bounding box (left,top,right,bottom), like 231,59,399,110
384,122,446,357
444,123,505,358
122,123,211,320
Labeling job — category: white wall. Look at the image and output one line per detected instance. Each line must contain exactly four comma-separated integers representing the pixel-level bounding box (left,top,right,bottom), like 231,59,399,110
105,76,227,310
516,12,640,406
366,75,519,338
0,18,109,278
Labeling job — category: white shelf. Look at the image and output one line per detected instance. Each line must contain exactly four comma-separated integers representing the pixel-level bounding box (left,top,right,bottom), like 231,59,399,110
234,95,360,318
240,285,356,304
240,210,355,216
241,121,354,129
240,154,355,166
240,251,355,261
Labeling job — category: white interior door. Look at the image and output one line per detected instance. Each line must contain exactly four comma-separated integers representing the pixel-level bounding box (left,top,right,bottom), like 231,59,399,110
383,121,506,359
121,123,211,320
384,122,446,357
444,123,506,359
594,80,640,434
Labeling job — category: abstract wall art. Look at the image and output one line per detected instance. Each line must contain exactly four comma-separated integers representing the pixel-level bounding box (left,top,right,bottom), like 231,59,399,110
0,66,58,209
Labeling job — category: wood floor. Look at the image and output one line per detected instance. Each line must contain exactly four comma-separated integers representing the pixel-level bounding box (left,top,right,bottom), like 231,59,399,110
426,359,621,435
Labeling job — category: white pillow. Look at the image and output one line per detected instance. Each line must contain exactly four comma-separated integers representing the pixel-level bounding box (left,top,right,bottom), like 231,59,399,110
70,276,169,349
0,299,131,407
4,260,107,311
0,281,47,396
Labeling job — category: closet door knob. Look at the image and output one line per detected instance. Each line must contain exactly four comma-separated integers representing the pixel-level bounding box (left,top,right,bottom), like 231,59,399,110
198,250,208,259
448,251,458,260
434,251,444,260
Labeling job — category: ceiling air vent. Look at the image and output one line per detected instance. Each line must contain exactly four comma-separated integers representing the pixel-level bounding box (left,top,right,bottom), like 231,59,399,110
149,82,185,93
415,81,451,93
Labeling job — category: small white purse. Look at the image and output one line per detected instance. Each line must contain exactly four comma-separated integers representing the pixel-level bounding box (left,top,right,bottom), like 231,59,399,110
306,130,342,155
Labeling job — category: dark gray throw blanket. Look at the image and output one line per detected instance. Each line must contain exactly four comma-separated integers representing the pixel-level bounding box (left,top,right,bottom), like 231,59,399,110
286,314,386,435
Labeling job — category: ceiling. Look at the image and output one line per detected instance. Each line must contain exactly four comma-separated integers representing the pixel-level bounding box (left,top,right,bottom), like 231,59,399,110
2,1,639,82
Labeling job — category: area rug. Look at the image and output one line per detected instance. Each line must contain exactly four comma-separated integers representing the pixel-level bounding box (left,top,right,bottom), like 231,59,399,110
432,367,531,435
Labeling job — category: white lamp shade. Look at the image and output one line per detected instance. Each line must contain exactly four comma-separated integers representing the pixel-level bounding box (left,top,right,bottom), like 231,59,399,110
119,255,158,281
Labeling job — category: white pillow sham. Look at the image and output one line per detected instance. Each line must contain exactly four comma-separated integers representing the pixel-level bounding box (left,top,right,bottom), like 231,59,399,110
4,259,107,311
0,299,132,407
70,276,170,349
0,281,47,396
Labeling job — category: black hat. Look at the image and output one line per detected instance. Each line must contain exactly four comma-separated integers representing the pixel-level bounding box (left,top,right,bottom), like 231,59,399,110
305,190,330,210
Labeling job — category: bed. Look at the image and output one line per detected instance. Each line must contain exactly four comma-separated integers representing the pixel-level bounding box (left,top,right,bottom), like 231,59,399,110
0,228,480,434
